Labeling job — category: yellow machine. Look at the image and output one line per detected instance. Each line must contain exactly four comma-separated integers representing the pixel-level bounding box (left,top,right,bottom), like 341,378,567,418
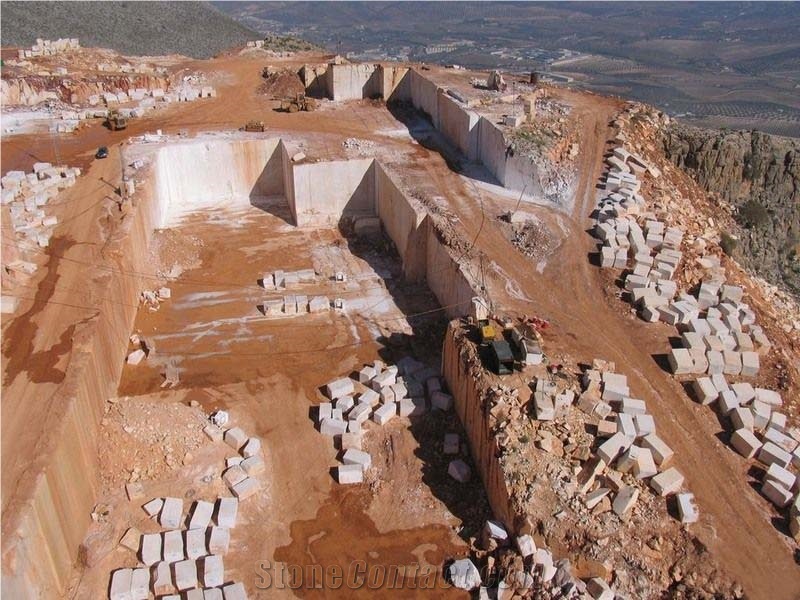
105,110,128,131
280,93,317,113
242,120,265,132
480,323,496,344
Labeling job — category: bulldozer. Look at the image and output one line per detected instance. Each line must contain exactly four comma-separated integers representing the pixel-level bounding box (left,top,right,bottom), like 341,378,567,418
242,120,265,132
280,93,317,113
105,109,128,131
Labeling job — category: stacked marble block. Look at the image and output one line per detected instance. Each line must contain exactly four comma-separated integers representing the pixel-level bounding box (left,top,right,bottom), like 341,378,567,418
260,268,341,315
691,374,799,534
317,356,447,484
109,495,247,600
667,281,768,377
595,214,686,321
572,366,696,524
206,424,265,501
1,162,80,253
596,146,653,220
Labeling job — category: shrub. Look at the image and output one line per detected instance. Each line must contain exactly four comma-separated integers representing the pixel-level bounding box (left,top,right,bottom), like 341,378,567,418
737,199,770,229
720,231,738,256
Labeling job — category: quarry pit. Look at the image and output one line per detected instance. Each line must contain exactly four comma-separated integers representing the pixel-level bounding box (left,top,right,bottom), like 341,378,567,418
2,40,800,600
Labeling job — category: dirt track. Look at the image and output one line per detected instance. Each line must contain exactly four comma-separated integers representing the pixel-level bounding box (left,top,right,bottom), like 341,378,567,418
3,49,800,598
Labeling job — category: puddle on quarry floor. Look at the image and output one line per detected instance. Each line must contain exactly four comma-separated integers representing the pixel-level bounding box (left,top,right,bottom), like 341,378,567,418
272,486,467,598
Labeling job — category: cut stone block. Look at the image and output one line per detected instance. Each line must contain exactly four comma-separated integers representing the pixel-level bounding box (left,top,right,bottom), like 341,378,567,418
596,419,618,438
641,433,674,466
241,455,265,475
448,459,471,482
201,554,224,588
173,559,198,591
762,479,793,508
483,520,508,543
110,569,133,600
730,428,762,459
371,370,396,391
431,391,454,411
204,589,224,600
232,477,260,500
241,438,261,458
706,350,724,375
373,402,396,425
765,463,796,492
358,365,377,383
342,448,372,470
620,397,647,415
691,377,717,405
160,497,183,530
120,527,141,552
224,427,247,451
337,464,363,484
143,497,163,517
740,351,760,376
359,389,380,407
586,577,614,600
340,432,363,451
215,498,239,529
189,501,214,530
533,392,556,420
616,413,636,438
163,530,185,563
769,412,787,433
335,395,355,414
751,400,772,430
141,533,162,566
677,493,699,524
764,427,798,453
222,582,248,600
755,388,783,406
222,466,247,489
668,348,693,375
585,487,611,509
153,561,173,596
722,350,742,375
320,418,348,436
650,467,684,496
397,397,416,417
730,407,754,431
612,485,639,517
209,527,230,555
717,390,739,415
634,414,656,438
349,402,371,424
597,432,634,464
185,528,206,560
515,534,536,557
758,441,791,468
325,378,354,400
731,382,756,405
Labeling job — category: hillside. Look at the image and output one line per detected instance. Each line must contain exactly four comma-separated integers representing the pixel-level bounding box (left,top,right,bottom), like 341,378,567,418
662,124,800,297
0,1,260,59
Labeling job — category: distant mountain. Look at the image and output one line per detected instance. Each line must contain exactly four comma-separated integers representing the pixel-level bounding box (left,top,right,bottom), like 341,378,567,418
1,1,261,58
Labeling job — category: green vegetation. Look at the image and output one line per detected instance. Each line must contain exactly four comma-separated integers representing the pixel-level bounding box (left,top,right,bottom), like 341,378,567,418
720,231,739,256
738,199,771,229
263,35,321,53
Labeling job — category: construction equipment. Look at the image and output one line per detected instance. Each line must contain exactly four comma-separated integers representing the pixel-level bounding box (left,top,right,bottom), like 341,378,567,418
280,93,317,113
488,340,515,375
105,110,127,131
242,120,265,132
478,320,496,344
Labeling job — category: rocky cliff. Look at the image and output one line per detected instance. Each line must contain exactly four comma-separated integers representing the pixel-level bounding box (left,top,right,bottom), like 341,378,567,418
661,125,800,297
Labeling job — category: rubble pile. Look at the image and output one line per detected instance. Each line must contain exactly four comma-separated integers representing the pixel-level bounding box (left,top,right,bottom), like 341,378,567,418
316,356,446,484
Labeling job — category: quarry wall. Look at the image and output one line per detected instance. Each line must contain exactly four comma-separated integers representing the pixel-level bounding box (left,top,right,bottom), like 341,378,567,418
1,163,161,599
154,138,286,227
312,63,536,196
291,158,375,227
442,324,516,527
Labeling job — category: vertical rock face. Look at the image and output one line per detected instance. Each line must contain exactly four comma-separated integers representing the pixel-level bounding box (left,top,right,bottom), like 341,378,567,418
661,124,800,296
